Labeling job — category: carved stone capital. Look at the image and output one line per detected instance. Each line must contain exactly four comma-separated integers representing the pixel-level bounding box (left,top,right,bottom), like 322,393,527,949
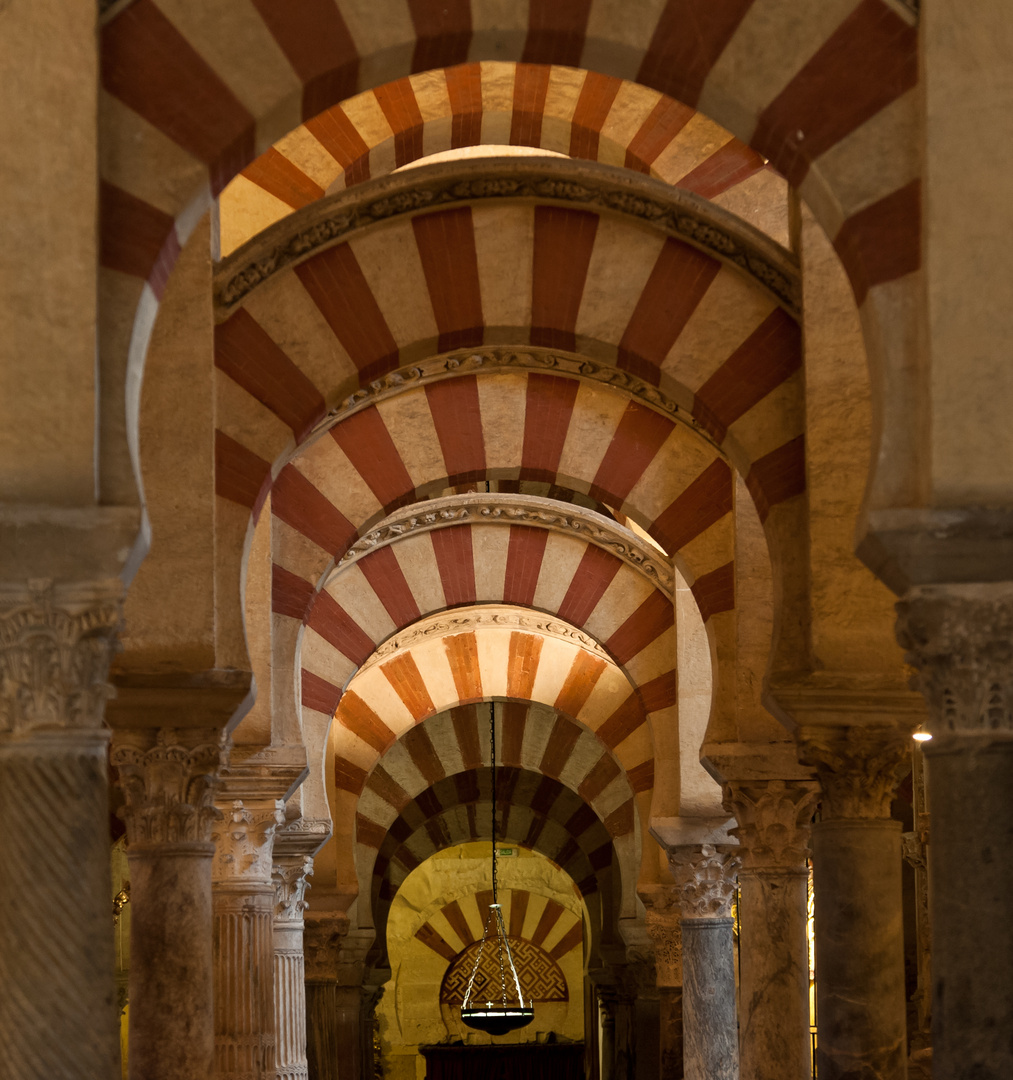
667,844,740,919
798,725,910,820
112,728,223,847
723,779,820,872
212,799,286,887
0,580,122,738
274,855,314,924
896,583,1013,739
303,911,350,983
639,886,683,987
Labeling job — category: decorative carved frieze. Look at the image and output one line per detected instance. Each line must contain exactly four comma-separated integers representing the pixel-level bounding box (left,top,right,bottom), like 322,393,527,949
112,728,222,847
723,780,820,871
0,580,122,737
216,160,799,316
356,603,610,675
212,799,286,886
274,856,313,924
332,492,675,592
798,726,911,820
667,844,741,919
896,584,1013,738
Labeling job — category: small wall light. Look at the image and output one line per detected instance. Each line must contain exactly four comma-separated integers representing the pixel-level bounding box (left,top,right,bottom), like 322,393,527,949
912,726,932,743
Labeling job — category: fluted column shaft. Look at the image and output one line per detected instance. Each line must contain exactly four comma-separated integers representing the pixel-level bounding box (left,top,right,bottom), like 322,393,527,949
0,582,122,1080
669,845,741,1080
213,798,286,1080
113,730,222,1080
274,855,313,1080
725,780,820,1080
897,584,1013,1080
801,727,910,1080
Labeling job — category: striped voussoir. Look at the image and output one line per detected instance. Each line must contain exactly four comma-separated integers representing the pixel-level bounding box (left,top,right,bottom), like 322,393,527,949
413,886,581,979
219,62,777,255
367,768,621,913
99,0,919,418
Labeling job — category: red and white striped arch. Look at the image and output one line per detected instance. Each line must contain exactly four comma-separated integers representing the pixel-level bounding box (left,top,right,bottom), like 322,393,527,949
220,61,782,254
368,766,626,932
353,701,639,926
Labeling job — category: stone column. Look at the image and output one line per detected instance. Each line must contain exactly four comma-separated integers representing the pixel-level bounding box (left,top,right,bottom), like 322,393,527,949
800,726,910,1080
0,581,122,1080
640,885,684,1079
112,728,222,1080
724,780,820,1080
897,585,1013,1080
213,797,286,1080
273,854,313,1080
304,910,350,1080
598,986,617,1080
668,845,741,1080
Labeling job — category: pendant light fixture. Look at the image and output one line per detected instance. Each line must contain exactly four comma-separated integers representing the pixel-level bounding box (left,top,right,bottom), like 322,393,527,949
460,702,534,1036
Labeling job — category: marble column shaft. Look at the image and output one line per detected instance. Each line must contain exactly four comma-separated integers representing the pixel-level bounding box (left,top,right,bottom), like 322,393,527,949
801,727,910,1080
213,797,286,1080
669,845,741,1080
274,855,313,1080
0,582,122,1080
112,730,222,1080
897,584,1013,1080
725,780,820,1080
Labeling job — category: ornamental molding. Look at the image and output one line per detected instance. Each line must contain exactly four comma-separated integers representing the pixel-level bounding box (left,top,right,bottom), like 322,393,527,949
668,844,741,919
723,779,820,872
895,583,1013,738
296,346,721,457
215,158,799,318
0,580,122,737
274,855,314,924
330,492,674,594
212,799,286,886
797,725,911,820
112,728,223,846
355,604,612,676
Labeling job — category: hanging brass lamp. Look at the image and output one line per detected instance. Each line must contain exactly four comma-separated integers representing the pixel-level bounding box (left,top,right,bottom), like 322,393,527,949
460,702,534,1036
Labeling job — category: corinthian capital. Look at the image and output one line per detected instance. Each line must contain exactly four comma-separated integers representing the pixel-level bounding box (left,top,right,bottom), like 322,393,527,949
896,583,1013,738
668,845,740,919
212,799,286,886
638,885,682,986
0,580,122,737
798,726,909,820
303,911,350,983
723,780,820,871
112,728,222,847
274,855,313,924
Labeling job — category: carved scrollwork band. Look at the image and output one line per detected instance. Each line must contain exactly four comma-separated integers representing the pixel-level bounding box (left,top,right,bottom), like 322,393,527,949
215,159,799,316
331,492,674,592
896,583,1013,738
723,779,820,872
0,580,122,737
356,603,611,674
798,726,910,819
112,728,223,847
668,844,741,919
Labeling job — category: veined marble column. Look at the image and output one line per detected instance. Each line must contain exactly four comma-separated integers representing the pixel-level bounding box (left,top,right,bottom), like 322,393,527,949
112,728,222,1080
897,585,1013,1080
725,780,820,1080
668,845,741,1080
800,727,910,1080
213,797,286,1080
640,885,684,1079
273,854,313,1080
0,581,122,1080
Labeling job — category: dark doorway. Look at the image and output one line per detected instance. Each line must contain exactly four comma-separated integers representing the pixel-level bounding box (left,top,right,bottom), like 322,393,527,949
421,1043,585,1080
